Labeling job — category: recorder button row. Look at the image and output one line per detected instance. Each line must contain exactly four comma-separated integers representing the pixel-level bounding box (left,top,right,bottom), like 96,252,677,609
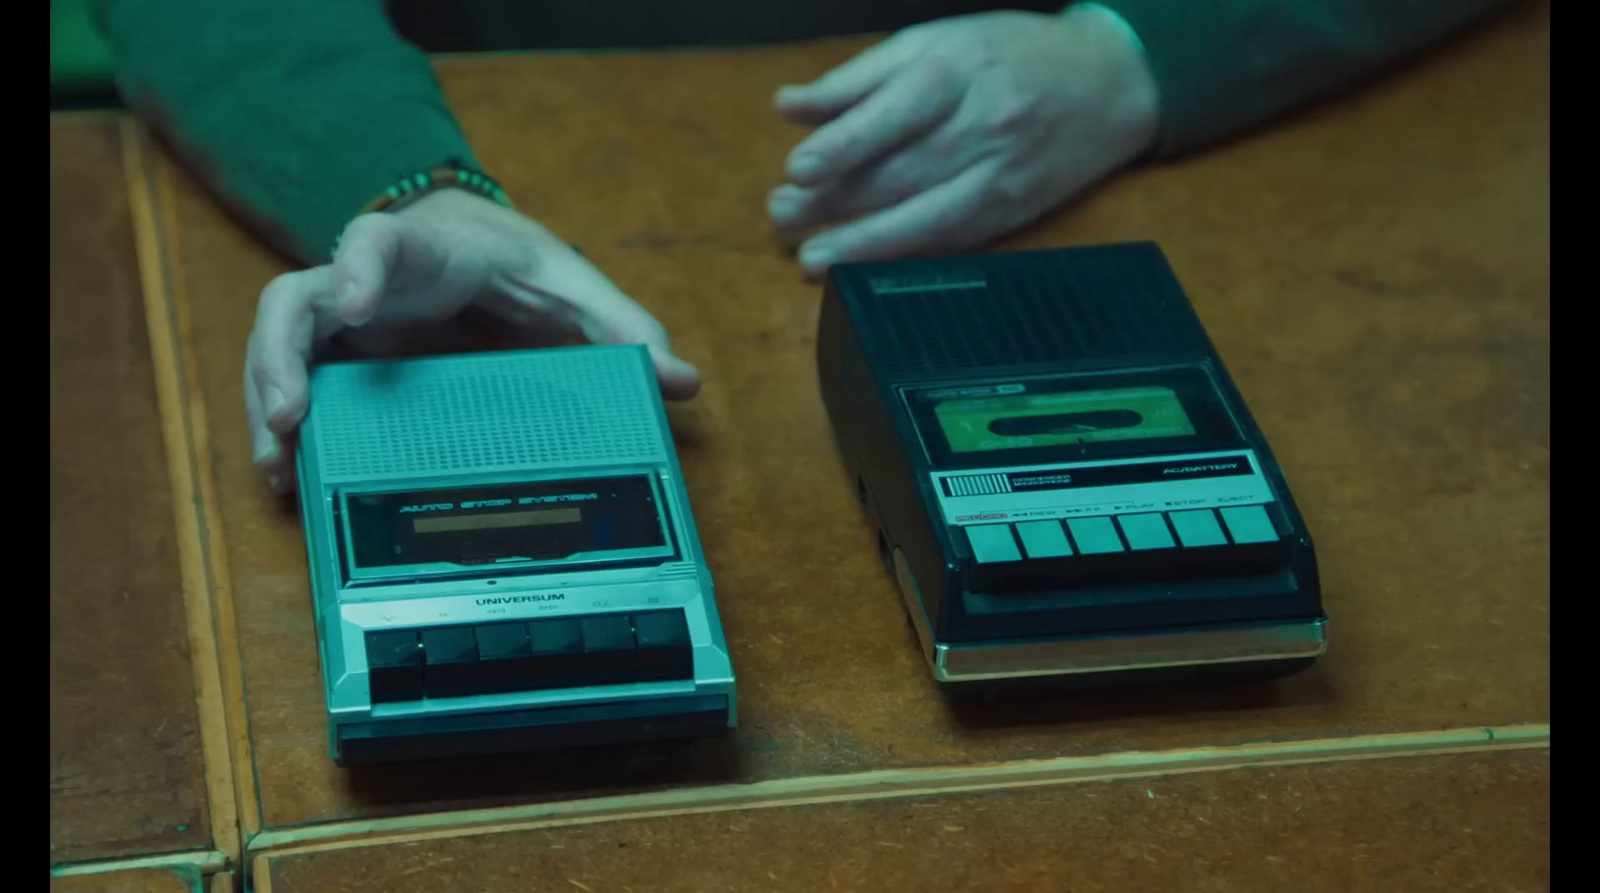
366,611,696,702
964,505,1279,566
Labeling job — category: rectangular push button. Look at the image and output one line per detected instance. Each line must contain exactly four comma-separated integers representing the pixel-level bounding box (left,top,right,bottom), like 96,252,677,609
580,615,635,652
1221,504,1278,544
1169,509,1227,547
631,610,694,681
365,630,422,703
528,618,583,656
966,524,1021,563
471,622,537,695
1067,517,1123,554
575,615,640,686
1117,513,1175,550
1016,520,1073,558
526,618,585,688
421,626,481,697
475,622,532,660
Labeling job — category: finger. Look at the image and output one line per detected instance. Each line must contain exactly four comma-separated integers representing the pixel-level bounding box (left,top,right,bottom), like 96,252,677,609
328,214,404,326
773,38,912,125
796,162,1001,277
769,126,972,230
243,336,294,493
782,69,960,187
501,247,702,400
578,289,702,401
248,266,337,437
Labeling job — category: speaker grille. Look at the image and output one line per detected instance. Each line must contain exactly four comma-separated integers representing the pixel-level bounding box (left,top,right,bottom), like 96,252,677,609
305,346,668,483
847,245,1202,377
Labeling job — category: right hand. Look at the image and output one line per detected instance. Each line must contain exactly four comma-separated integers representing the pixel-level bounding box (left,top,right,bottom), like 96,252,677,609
245,188,701,493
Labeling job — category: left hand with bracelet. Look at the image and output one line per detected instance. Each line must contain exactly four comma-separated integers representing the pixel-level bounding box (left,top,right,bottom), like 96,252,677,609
245,185,701,493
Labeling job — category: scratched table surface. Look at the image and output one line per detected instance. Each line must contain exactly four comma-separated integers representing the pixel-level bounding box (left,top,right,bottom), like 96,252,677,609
49,114,214,864
49,867,202,893
255,749,1549,892
148,3,1548,834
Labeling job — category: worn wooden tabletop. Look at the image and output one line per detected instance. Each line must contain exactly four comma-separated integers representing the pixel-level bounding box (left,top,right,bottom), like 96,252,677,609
49,3,1547,889
49,114,216,866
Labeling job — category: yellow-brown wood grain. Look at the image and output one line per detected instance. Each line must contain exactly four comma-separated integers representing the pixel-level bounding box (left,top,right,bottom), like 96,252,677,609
49,5,1549,891
121,117,245,866
151,2,1547,832
244,724,1546,853
49,867,197,893
49,112,213,865
254,748,1550,893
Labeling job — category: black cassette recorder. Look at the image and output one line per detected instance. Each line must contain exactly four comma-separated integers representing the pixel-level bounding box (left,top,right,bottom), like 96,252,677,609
817,243,1326,688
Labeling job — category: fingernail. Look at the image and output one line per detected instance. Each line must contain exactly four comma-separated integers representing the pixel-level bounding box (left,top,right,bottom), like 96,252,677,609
253,432,278,465
800,244,837,271
651,345,695,374
768,190,802,223
264,385,288,419
789,154,825,180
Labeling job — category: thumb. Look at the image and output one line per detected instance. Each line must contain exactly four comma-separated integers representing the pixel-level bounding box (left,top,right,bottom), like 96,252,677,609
329,213,406,327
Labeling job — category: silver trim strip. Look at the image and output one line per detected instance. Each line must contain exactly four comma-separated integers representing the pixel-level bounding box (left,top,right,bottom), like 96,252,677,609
891,549,1326,683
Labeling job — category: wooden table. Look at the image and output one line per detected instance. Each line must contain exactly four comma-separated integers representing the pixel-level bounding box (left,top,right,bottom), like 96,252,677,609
49,869,235,893
49,3,1548,889
49,114,229,873
251,750,1549,892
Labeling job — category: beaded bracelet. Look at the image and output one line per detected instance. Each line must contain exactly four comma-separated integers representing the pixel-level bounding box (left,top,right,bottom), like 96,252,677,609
330,161,513,257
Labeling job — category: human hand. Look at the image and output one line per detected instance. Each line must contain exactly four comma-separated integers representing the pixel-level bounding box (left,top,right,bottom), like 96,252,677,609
769,4,1160,277
245,188,700,492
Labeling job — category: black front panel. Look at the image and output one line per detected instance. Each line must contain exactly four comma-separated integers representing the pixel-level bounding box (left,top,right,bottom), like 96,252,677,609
344,475,667,572
364,609,695,703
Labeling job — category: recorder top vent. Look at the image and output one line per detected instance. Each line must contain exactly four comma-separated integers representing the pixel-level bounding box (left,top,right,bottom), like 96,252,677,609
305,346,669,483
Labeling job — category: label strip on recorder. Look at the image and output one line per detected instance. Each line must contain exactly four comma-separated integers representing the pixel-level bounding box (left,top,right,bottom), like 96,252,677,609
931,451,1274,526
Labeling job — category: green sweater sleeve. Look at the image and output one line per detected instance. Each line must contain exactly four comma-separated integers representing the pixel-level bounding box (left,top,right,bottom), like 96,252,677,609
94,0,478,263
1093,0,1515,158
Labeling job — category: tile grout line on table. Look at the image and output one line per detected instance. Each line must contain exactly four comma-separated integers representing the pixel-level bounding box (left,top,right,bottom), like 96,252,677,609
242,722,1548,860
120,116,256,863
148,122,271,843
152,124,273,843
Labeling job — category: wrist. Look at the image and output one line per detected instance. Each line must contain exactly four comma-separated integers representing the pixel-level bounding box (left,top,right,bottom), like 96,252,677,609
331,162,512,257
394,184,507,221
1062,2,1162,159
388,181,570,276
